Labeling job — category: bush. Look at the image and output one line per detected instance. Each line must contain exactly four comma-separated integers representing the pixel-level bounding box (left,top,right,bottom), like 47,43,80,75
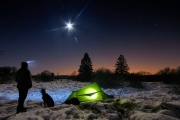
92,68,120,88
0,66,17,83
171,85,180,95
32,74,41,82
114,99,137,111
40,70,54,82
33,70,54,82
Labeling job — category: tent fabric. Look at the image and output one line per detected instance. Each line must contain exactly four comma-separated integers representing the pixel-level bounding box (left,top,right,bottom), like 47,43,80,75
65,83,111,103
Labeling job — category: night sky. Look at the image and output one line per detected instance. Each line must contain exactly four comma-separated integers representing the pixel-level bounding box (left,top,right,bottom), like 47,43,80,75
0,0,180,75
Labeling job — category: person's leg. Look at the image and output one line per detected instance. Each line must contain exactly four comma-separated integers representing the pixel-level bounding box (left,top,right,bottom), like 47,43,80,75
18,89,24,108
22,89,28,108
17,89,23,113
17,89,28,113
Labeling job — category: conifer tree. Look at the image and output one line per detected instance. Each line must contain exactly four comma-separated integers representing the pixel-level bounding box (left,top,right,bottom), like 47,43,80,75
78,52,93,81
115,54,129,76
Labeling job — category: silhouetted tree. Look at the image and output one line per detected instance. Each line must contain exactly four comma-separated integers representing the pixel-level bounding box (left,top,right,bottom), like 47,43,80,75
40,70,54,81
115,54,129,77
156,67,171,75
78,52,93,82
0,66,17,83
93,67,118,88
176,66,180,75
136,71,152,75
70,71,77,81
157,67,180,75
32,73,41,82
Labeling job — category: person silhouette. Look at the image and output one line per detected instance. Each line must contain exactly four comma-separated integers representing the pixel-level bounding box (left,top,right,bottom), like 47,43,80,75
15,62,32,114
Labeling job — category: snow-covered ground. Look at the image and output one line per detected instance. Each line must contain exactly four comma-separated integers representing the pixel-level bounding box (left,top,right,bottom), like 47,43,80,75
0,80,180,120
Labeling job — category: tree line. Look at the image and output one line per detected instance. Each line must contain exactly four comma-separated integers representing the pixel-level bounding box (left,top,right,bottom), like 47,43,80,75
1,52,180,87
74,53,130,88
72,52,180,87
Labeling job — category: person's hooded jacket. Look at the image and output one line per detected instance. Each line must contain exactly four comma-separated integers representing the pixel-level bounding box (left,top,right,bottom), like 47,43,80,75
16,62,32,90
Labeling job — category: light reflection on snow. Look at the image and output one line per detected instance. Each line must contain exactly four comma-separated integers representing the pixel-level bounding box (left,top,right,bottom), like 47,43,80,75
0,90,72,104
0,87,142,104
0,81,168,105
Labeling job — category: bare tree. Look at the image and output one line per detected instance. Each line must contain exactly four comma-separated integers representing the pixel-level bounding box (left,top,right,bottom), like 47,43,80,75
156,67,171,75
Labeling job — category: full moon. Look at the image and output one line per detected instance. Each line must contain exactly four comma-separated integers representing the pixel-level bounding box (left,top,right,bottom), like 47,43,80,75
67,23,72,29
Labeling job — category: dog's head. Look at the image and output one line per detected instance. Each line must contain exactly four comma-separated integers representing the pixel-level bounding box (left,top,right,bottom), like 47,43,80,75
41,88,46,94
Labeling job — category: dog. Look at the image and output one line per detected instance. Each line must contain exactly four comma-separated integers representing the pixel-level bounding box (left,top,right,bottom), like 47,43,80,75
41,88,54,108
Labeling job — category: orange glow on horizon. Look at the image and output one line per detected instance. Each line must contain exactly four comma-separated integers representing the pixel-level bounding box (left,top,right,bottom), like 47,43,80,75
30,62,180,75
54,66,159,75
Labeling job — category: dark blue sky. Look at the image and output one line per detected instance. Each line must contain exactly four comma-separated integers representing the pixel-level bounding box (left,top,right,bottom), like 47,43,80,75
0,0,180,75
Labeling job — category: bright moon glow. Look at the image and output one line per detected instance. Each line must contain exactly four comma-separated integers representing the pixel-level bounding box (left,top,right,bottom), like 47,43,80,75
67,23,72,29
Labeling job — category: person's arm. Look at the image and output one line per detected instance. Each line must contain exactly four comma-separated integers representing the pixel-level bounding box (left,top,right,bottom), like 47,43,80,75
26,70,31,81
26,70,32,89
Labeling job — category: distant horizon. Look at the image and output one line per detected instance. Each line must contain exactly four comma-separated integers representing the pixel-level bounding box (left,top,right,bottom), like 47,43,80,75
1,62,179,75
33,65,179,75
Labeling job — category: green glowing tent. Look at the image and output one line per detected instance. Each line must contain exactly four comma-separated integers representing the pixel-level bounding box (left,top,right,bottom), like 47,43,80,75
65,83,112,104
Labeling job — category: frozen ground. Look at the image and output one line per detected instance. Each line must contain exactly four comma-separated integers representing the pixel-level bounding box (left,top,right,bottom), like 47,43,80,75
0,80,180,120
